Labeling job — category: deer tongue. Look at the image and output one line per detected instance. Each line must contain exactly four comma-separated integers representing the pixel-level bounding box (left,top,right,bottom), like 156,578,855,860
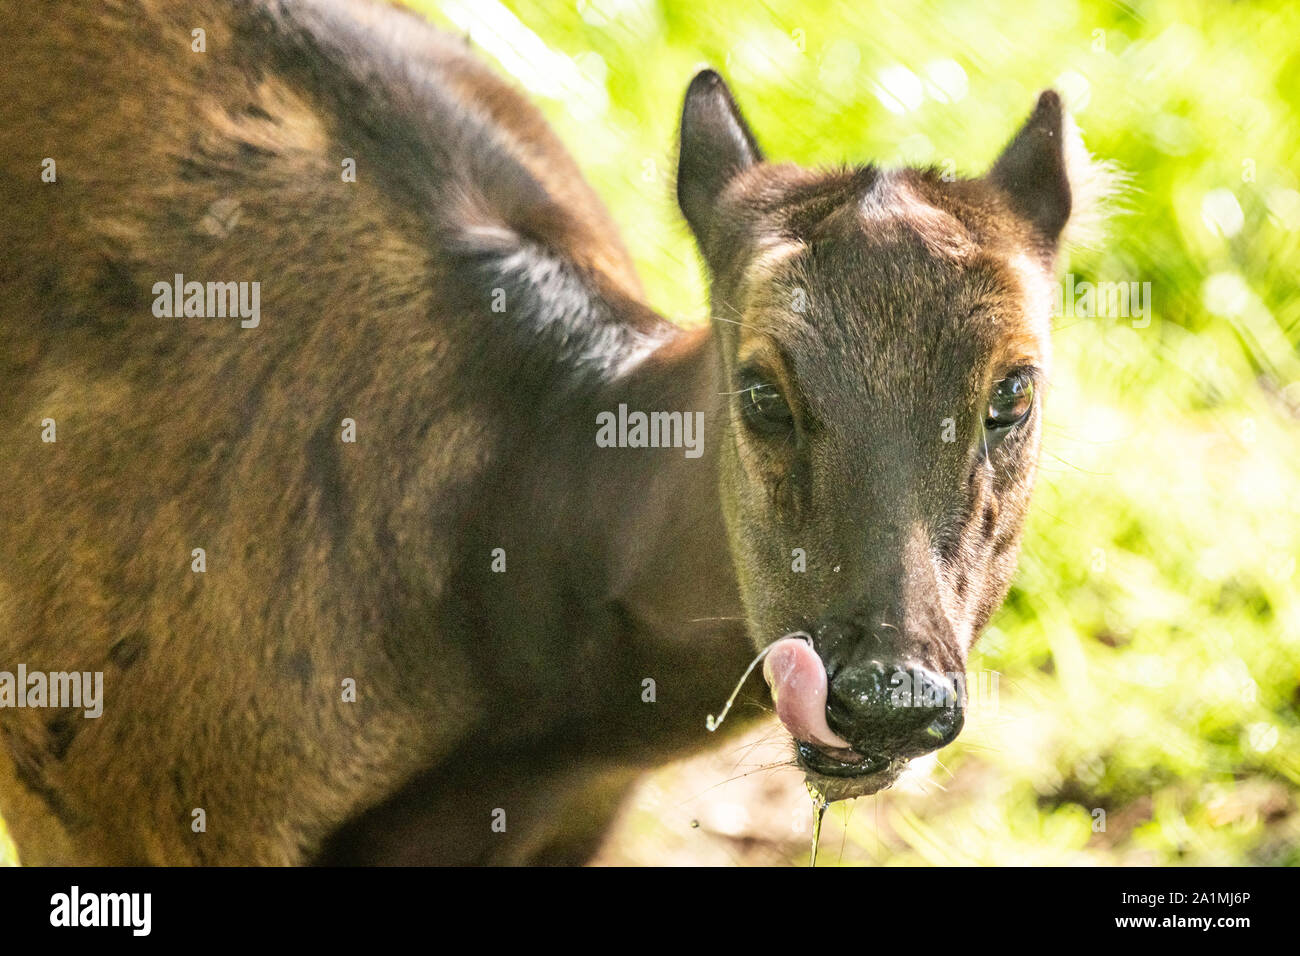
762,636,853,750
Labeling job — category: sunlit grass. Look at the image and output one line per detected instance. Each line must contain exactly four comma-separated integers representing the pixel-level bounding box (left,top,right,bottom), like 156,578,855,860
0,815,16,866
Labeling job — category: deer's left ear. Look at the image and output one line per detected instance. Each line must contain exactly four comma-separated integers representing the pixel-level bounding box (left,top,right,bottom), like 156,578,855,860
988,90,1072,244
677,69,763,267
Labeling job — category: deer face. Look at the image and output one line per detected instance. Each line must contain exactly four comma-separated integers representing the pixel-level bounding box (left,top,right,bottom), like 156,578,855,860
678,72,1088,799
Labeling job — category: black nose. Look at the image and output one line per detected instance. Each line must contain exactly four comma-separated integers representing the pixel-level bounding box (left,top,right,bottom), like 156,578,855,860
825,660,964,760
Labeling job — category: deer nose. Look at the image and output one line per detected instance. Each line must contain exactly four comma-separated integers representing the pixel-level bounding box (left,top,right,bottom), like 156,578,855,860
824,659,964,760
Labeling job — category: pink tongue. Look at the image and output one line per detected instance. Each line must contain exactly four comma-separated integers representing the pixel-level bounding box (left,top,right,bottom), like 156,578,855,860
762,636,852,750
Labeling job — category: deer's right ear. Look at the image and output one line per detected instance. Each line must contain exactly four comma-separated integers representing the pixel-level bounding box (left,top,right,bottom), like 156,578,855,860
677,70,762,265
988,90,1072,244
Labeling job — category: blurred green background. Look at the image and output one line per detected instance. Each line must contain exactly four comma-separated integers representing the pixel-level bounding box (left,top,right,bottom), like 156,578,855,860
408,0,1300,866
5,0,1297,866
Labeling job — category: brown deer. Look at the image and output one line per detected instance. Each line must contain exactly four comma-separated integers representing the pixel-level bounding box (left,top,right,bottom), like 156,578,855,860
0,0,1106,864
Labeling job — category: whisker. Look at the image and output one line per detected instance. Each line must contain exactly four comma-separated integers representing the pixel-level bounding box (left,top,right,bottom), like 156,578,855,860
711,308,762,333
677,760,801,805
1042,449,1112,476
726,730,785,773
955,741,1003,755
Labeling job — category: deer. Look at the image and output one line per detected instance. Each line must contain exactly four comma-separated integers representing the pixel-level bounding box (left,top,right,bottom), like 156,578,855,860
0,0,1107,864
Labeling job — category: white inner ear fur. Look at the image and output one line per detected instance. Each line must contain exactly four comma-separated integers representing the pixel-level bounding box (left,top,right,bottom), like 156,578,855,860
1060,109,1126,253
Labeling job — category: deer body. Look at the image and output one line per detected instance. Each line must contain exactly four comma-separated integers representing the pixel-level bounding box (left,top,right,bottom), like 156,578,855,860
0,0,1098,864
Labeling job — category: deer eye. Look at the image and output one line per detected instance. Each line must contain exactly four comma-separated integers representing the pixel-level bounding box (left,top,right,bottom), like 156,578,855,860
986,371,1035,429
740,380,794,435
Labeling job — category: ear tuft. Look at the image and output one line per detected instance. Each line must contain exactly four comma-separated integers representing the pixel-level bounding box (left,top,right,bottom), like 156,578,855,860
1058,109,1126,252
676,69,762,261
